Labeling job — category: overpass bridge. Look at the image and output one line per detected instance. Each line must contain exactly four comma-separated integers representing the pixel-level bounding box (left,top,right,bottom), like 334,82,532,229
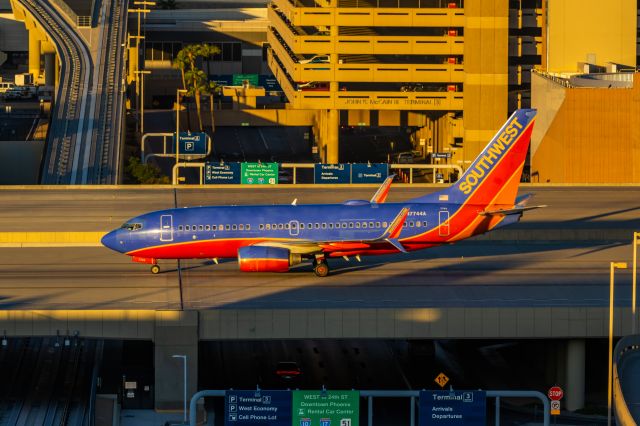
1,184,640,410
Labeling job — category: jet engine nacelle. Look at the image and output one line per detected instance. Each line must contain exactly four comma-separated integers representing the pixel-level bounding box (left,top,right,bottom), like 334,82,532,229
238,246,302,272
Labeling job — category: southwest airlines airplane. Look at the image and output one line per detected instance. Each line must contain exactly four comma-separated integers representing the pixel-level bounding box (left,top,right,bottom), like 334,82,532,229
102,109,540,277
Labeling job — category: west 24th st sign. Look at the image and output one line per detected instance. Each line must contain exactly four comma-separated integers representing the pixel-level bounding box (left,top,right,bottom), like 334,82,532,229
343,98,445,107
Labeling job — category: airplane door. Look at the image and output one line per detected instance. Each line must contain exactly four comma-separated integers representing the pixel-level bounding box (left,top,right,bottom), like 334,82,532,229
160,215,173,242
438,210,450,237
289,220,299,236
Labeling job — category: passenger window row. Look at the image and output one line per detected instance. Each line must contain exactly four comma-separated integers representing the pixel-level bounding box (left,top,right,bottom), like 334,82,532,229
177,224,251,232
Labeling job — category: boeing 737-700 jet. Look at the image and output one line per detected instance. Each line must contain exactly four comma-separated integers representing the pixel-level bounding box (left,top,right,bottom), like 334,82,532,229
102,109,541,277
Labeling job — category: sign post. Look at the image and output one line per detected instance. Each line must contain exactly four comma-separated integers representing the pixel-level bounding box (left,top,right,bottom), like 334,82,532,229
548,386,563,416
419,390,486,426
292,390,359,426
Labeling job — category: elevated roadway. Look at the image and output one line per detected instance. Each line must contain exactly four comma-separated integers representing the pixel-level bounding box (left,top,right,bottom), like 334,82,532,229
12,0,127,184
1,185,640,340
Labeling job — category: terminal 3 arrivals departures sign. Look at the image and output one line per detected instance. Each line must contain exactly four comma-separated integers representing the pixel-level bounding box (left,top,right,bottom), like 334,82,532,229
419,390,486,426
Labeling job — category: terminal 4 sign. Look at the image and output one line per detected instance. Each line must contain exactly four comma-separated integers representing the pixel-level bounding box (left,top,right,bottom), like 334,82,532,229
172,131,208,155
419,390,486,426
225,390,291,425
292,390,359,426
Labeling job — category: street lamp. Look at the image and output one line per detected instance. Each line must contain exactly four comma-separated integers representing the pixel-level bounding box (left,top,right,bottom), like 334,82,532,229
175,89,188,184
632,232,640,334
608,261,628,426
134,70,151,134
172,354,187,424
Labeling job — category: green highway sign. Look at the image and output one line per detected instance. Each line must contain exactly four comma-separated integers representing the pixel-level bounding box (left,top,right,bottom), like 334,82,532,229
241,162,278,185
292,390,359,426
233,74,260,86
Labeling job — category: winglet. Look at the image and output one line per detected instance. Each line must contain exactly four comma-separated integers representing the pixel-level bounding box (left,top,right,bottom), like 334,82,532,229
370,174,395,203
380,207,409,240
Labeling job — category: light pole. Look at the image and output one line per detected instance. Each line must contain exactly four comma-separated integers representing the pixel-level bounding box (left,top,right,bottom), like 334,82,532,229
175,89,188,184
134,70,151,135
172,354,187,424
608,261,628,426
633,232,640,334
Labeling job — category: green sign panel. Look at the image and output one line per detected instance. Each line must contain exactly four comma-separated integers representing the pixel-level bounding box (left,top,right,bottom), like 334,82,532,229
292,390,359,426
232,73,260,86
241,162,278,185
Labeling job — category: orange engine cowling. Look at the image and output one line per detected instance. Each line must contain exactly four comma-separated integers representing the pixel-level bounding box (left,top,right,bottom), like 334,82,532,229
238,246,302,272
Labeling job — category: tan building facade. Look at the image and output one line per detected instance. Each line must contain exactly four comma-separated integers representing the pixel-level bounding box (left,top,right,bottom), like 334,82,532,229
268,0,543,164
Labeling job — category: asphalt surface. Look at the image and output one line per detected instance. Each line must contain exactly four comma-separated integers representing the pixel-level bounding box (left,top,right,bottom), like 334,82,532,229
1,185,639,309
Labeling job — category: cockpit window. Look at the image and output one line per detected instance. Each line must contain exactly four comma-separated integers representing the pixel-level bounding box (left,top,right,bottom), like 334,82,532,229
121,222,143,231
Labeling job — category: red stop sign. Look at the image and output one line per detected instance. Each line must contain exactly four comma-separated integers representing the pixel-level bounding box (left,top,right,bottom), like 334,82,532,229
548,386,564,401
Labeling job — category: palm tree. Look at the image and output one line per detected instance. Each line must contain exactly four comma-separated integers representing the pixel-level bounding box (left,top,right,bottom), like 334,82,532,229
174,44,220,131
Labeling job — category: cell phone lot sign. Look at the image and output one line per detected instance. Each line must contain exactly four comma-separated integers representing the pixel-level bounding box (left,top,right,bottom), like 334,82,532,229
292,390,359,426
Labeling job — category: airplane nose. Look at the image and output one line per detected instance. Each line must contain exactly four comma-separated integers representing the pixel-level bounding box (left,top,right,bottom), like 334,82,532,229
101,230,122,252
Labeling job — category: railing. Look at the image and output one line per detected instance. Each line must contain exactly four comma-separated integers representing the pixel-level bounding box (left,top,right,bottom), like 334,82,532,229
188,389,549,426
173,162,463,185
531,69,573,88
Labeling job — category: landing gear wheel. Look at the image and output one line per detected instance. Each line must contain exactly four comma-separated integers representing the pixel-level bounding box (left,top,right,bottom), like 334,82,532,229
150,265,160,274
314,262,329,277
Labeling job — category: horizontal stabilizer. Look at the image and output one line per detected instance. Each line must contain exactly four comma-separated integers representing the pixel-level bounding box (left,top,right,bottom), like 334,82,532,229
479,205,547,216
385,238,406,253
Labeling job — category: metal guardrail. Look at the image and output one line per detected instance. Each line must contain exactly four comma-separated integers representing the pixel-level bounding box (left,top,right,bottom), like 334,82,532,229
613,335,640,426
188,389,549,426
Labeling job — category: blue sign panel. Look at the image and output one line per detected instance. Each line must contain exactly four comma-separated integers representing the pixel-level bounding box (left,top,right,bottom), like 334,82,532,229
172,132,207,155
225,390,291,426
432,152,452,159
351,163,388,183
205,162,240,184
419,390,486,426
259,75,283,92
314,164,351,184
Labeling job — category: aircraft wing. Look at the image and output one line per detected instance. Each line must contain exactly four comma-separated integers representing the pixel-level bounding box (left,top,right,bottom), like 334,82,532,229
253,207,410,254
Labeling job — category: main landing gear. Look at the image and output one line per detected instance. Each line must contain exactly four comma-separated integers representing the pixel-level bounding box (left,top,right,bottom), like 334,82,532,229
312,256,330,277
150,264,160,274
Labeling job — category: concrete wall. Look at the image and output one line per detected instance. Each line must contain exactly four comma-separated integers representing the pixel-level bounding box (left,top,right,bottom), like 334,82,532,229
547,0,636,73
532,73,640,183
0,307,636,340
